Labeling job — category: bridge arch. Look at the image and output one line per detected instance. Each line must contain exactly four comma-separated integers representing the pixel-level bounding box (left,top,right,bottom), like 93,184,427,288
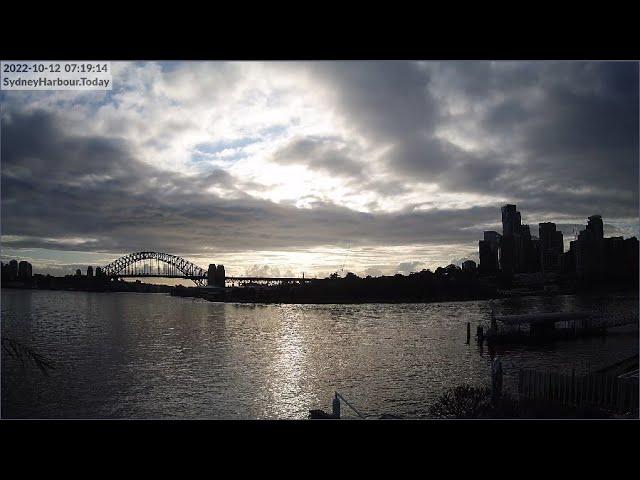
102,251,208,287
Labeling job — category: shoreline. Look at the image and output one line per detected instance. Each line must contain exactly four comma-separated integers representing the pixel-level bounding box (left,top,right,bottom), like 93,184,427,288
3,284,638,306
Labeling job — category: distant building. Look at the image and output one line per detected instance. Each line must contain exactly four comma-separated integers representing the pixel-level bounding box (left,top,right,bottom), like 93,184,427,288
529,237,541,272
518,224,536,272
587,215,604,241
560,246,575,274
501,204,521,237
87,266,94,277
8,260,18,281
539,222,564,274
499,235,516,275
479,231,501,274
574,215,605,278
17,261,33,281
624,237,639,278
571,214,638,280
462,260,477,273
478,207,637,282
206,264,226,287
75,269,82,277
207,264,217,286
95,266,103,277
500,204,529,274
215,265,226,287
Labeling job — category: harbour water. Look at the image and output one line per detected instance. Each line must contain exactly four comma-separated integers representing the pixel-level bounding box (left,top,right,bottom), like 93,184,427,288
1,289,637,419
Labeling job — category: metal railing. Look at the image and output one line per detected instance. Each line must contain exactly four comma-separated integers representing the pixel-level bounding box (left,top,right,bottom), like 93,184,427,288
335,391,367,419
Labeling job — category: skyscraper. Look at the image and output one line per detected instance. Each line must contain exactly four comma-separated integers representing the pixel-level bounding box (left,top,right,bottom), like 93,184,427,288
18,261,32,281
479,231,501,274
587,215,604,241
500,204,525,274
574,215,605,278
539,222,564,273
8,260,18,281
501,204,521,237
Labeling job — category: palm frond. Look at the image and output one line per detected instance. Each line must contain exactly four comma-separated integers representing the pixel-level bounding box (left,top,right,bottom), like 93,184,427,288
1,337,55,376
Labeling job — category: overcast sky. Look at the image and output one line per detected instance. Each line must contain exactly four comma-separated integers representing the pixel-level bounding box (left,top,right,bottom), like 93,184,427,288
1,61,638,278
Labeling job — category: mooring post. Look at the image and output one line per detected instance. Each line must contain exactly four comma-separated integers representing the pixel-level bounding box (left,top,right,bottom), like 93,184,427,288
332,392,341,419
466,322,471,344
491,356,503,407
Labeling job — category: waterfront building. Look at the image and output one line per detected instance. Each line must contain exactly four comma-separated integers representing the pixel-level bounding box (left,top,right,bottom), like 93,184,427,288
479,231,501,274
500,204,527,274
539,222,564,274
501,204,521,237
8,260,18,281
587,215,604,241
17,261,33,281
87,266,94,277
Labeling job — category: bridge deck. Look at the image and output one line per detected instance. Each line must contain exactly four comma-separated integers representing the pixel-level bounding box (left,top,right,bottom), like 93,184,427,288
226,276,312,282
116,274,312,282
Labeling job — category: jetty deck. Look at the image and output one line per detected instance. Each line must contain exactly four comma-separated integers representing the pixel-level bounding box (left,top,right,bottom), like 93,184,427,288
483,311,638,344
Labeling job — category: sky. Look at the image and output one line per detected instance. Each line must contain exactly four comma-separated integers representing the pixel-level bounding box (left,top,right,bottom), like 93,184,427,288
1,61,638,279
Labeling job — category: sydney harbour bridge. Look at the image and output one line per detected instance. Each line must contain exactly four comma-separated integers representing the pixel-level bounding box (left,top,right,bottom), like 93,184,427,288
100,251,311,287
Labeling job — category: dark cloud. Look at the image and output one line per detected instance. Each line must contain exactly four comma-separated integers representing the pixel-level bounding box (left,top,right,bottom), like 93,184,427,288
308,61,437,140
1,109,500,260
272,136,364,177
307,61,638,220
2,61,638,275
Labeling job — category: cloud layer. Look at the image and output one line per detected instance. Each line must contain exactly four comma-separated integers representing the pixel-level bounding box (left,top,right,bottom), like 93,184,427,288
1,61,638,276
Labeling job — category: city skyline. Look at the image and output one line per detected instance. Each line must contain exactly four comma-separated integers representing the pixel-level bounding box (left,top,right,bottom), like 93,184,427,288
1,61,638,278
2,205,633,281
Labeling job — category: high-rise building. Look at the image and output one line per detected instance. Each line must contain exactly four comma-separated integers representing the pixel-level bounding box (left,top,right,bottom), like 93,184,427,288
87,266,94,277
500,204,532,274
75,269,82,277
518,224,534,272
8,260,19,281
17,261,32,281
501,204,521,238
500,235,516,275
623,237,639,278
587,215,604,241
479,231,501,274
530,237,541,272
574,215,607,278
95,266,103,277
539,222,564,274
